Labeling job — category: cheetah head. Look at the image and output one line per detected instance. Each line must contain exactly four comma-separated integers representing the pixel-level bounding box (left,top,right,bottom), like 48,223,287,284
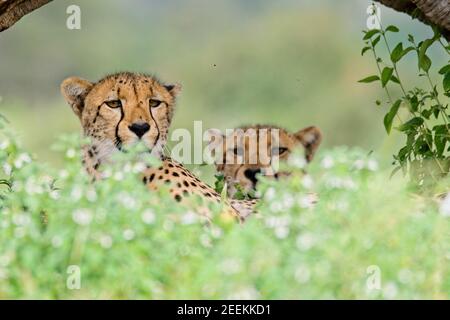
208,125,322,198
61,72,181,161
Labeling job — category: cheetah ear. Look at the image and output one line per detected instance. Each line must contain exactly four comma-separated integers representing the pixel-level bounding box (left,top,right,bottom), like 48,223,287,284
164,83,182,98
61,77,93,119
205,128,225,169
294,126,322,162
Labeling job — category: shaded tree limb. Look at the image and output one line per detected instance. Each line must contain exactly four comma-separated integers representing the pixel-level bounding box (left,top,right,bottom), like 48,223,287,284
0,0,52,32
373,0,450,41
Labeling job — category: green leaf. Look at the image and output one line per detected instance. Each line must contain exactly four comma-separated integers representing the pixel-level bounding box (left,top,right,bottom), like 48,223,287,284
438,64,450,75
418,38,434,62
443,72,450,92
361,46,371,56
371,35,381,48
390,75,400,84
390,43,403,63
419,54,431,72
398,117,424,132
381,67,393,87
363,29,380,40
384,99,401,134
385,25,399,33
358,75,379,83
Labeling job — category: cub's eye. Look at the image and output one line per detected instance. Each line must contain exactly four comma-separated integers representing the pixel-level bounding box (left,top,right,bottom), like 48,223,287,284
232,147,244,156
272,147,288,156
105,100,122,109
149,99,162,108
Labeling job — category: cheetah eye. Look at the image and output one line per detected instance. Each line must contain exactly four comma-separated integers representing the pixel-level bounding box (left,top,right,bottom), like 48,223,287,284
272,147,288,156
105,100,122,109
149,99,162,108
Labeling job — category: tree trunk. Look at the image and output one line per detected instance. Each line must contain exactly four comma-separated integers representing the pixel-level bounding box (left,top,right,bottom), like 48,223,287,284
0,0,52,32
373,0,450,41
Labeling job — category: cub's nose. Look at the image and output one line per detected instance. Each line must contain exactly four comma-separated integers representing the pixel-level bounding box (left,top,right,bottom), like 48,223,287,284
128,122,150,138
244,168,261,186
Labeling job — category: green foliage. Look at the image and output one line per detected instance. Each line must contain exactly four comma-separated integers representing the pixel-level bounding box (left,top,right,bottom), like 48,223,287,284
1,118,449,299
360,24,450,183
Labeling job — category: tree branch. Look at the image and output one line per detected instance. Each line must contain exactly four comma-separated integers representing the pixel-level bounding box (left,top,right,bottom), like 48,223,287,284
0,0,53,32
373,0,450,41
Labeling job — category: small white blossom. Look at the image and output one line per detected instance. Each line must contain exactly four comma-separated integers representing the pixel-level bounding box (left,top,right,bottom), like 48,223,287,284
99,235,113,248
264,187,276,201
295,265,311,284
0,139,9,150
3,163,12,176
51,236,63,248
66,148,76,158
72,209,92,226
321,156,334,169
141,209,156,224
123,229,135,241
181,211,198,225
296,233,315,251
220,258,241,275
13,153,31,168
367,159,379,171
274,226,289,239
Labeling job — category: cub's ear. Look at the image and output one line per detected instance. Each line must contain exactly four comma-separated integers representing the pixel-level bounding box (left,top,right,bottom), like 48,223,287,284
60,77,93,118
164,83,182,98
294,126,322,162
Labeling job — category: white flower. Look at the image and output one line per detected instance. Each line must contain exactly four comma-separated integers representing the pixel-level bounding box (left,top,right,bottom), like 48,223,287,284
123,229,135,241
86,188,97,202
264,187,276,201
302,175,314,189
321,156,334,169
114,171,124,181
118,192,137,209
274,226,289,239
181,211,198,225
70,186,83,201
227,287,260,300
12,214,30,226
367,159,379,171
58,169,69,179
72,209,92,226
296,233,316,251
353,159,365,170
66,148,76,158
439,194,450,217
295,265,311,284
2,163,12,176
220,258,241,275
0,139,9,150
99,235,113,248
13,153,31,168
141,209,156,224
51,236,63,248
383,282,398,299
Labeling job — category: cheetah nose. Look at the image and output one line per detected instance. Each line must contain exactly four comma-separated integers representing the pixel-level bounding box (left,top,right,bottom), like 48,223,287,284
128,122,150,138
244,168,261,186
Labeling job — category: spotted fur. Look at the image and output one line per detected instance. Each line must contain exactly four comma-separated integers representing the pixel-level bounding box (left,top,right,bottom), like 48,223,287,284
61,72,256,220
208,124,322,198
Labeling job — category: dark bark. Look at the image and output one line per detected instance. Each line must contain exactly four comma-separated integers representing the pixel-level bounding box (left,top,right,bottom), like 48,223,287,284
0,0,52,32
373,0,450,41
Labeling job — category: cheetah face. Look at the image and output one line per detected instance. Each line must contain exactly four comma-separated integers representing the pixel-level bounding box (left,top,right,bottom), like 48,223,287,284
209,125,322,198
61,72,181,160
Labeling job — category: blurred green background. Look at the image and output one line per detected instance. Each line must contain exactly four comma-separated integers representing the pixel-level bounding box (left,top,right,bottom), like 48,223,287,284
0,0,447,169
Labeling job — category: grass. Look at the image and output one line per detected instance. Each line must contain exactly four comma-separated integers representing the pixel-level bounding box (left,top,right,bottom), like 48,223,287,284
0,120,448,299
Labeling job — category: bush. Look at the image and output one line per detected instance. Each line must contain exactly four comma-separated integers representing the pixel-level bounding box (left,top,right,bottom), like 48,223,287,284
0,118,449,299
